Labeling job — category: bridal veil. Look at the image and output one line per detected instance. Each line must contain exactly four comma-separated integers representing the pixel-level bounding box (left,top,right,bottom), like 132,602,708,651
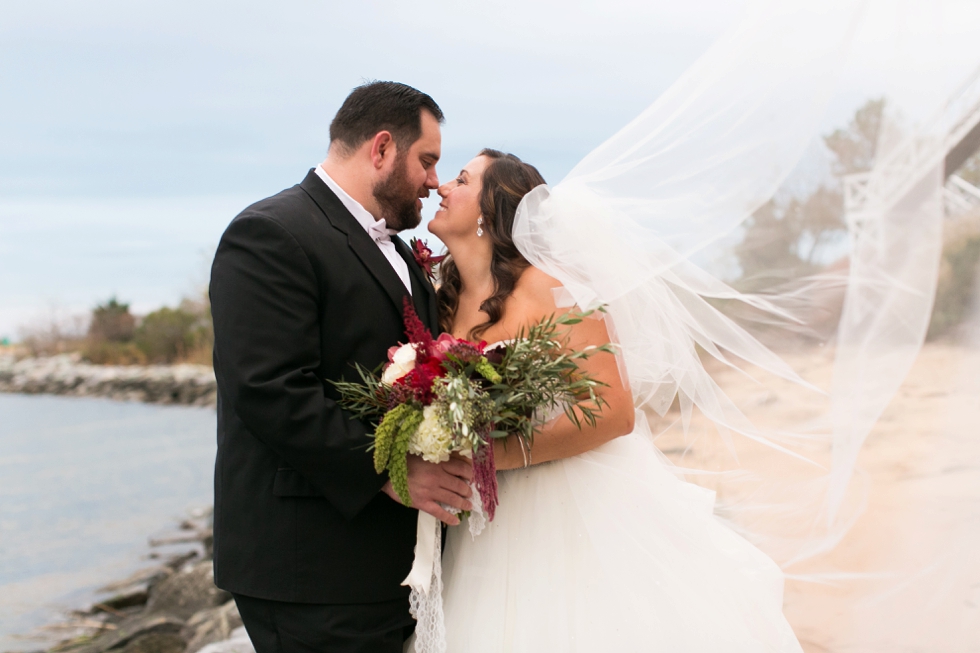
513,0,980,648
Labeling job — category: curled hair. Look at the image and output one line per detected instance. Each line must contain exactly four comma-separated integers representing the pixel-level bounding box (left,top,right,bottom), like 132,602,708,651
437,149,547,339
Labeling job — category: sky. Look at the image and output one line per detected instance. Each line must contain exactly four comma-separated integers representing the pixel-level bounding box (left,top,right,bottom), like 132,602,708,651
0,0,745,339
2,0,979,340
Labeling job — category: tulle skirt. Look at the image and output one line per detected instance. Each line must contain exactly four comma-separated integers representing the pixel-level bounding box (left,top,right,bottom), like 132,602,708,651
439,411,802,652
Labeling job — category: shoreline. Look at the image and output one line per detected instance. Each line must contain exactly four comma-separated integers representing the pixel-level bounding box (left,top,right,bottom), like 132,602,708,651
0,355,216,407
5,508,248,653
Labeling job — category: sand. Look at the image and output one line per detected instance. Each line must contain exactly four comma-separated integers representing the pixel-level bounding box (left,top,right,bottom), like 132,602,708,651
655,342,980,652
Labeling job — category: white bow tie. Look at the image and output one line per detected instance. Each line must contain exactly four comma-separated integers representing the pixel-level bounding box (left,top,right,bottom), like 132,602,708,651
368,219,391,244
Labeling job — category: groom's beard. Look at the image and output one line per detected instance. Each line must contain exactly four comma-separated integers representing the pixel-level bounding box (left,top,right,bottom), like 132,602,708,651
373,154,424,231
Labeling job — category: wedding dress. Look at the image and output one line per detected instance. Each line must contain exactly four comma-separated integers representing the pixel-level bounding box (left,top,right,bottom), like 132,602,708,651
439,408,802,651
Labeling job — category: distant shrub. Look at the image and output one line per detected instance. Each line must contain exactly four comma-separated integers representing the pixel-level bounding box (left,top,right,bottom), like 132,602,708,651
135,308,201,364
83,341,147,365
88,297,136,343
928,219,980,340
80,297,139,364
176,294,213,366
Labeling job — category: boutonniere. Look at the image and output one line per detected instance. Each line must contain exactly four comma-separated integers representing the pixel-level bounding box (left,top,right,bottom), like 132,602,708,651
410,237,446,283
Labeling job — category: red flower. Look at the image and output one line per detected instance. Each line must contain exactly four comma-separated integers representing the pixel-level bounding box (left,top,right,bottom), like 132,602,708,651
410,237,446,282
430,332,459,361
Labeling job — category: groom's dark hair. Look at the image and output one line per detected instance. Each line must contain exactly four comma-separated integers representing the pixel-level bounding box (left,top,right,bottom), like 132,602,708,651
329,81,444,156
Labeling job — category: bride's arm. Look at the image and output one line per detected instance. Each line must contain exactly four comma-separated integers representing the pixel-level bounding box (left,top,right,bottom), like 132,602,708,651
492,274,635,471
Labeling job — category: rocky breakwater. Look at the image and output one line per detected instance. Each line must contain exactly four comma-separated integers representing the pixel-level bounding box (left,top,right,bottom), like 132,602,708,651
34,513,252,653
0,355,216,406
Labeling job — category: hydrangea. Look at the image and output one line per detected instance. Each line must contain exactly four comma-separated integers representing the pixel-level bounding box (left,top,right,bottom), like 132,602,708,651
409,404,454,463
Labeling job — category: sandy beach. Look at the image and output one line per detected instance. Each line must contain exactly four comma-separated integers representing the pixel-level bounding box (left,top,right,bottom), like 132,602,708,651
657,341,980,651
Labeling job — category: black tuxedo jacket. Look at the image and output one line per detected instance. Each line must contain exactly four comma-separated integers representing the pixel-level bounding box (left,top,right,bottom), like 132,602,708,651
209,169,439,603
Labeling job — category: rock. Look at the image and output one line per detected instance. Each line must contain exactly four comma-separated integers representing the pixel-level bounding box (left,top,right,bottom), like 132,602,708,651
145,562,231,621
120,633,185,653
69,615,184,653
181,602,243,653
0,355,216,406
93,588,149,613
162,551,199,571
98,566,171,594
88,565,172,617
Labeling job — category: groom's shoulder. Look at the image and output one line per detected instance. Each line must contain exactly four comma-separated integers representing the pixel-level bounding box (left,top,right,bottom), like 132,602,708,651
226,183,325,240
236,183,310,223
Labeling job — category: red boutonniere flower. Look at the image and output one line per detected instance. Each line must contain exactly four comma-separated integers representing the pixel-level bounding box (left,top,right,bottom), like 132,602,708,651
410,237,445,283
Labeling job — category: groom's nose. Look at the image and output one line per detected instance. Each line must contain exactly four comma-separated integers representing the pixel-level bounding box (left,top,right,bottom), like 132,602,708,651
425,166,440,190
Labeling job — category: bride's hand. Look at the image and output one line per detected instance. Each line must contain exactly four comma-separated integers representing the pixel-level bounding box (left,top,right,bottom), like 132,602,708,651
382,454,474,525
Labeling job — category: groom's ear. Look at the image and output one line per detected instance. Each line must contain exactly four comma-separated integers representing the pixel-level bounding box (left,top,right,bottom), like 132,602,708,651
370,130,397,170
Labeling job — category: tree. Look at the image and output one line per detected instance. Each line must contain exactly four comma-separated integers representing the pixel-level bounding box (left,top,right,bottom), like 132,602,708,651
823,98,885,176
88,297,136,343
734,99,884,290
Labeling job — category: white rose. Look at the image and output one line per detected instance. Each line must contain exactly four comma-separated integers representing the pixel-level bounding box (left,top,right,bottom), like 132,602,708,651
409,404,454,464
381,344,417,385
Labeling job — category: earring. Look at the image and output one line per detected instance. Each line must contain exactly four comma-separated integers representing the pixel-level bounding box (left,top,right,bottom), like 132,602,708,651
476,217,484,237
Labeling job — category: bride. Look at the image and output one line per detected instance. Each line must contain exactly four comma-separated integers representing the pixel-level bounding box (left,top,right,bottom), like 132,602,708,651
422,149,803,652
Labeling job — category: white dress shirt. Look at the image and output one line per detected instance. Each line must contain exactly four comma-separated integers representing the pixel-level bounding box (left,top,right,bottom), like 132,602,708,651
314,165,412,295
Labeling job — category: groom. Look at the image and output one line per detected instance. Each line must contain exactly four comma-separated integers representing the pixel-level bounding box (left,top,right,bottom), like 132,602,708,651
209,82,473,652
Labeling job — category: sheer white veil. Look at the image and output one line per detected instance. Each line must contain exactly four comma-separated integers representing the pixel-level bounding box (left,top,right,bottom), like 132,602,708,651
513,0,980,647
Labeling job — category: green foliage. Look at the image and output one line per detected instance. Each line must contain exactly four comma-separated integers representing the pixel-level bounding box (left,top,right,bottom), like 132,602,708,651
333,363,390,424
389,409,423,506
487,310,613,446
134,307,206,364
928,230,980,340
474,357,502,384
80,292,213,365
176,295,214,365
88,297,136,343
83,297,140,363
369,404,424,505
83,341,147,365
373,403,415,473
435,375,495,444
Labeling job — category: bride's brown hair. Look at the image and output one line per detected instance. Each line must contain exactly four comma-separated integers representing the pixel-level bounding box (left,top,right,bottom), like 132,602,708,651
437,149,546,339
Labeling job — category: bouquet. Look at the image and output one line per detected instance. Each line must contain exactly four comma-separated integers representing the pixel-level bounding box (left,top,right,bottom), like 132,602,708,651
334,296,613,653
334,297,613,522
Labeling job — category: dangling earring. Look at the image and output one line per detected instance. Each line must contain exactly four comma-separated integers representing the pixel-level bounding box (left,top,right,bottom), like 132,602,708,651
476,217,484,237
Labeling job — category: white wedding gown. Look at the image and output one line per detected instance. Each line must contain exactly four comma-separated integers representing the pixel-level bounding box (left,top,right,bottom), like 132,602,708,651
436,409,802,652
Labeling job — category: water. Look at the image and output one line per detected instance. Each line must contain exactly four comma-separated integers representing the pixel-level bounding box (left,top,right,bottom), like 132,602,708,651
0,394,216,652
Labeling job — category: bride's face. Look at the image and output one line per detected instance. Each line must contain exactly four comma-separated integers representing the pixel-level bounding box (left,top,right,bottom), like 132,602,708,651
428,155,489,241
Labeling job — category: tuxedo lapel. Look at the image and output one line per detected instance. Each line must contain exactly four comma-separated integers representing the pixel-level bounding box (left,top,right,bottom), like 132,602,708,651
393,237,440,333
299,170,411,317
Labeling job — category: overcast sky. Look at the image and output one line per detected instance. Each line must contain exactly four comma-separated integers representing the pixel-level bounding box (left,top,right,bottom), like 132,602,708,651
2,0,978,339
0,1,748,337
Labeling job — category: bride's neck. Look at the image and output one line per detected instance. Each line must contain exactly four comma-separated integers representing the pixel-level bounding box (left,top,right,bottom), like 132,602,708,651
448,238,494,300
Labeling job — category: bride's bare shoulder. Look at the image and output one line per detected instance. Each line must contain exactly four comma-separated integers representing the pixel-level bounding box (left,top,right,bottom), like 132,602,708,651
510,266,563,318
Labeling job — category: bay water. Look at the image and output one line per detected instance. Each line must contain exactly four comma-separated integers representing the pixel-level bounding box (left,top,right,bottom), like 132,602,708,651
0,394,216,652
